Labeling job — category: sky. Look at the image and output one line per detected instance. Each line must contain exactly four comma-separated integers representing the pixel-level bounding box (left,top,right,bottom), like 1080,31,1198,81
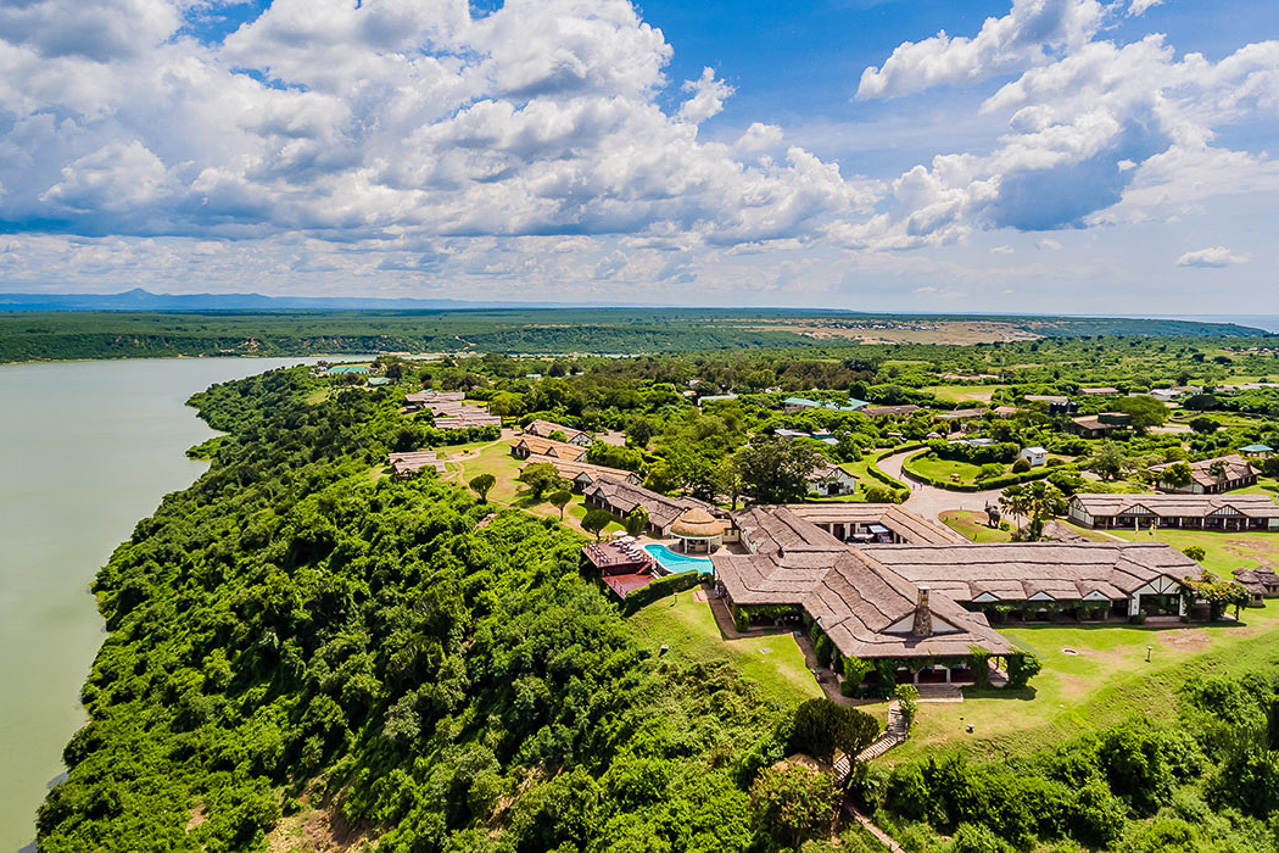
0,0,1276,313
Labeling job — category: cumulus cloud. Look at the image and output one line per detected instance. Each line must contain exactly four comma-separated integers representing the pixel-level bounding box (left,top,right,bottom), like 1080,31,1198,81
857,0,1104,99
1176,246,1249,268
1127,0,1162,16
0,0,864,247
849,11,1279,248
677,67,733,124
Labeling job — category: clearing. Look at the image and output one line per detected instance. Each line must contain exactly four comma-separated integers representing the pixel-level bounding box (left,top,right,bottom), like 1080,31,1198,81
892,601,1279,763
630,594,824,708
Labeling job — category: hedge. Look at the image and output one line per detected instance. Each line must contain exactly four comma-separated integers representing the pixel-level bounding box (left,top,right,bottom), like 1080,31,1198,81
621,571,710,614
864,444,923,499
902,451,1061,492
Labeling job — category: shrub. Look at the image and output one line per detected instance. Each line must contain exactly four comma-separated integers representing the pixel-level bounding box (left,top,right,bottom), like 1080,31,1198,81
895,684,920,731
843,657,874,690
1006,652,1042,688
620,572,707,614
1012,458,1032,473
1182,545,1207,562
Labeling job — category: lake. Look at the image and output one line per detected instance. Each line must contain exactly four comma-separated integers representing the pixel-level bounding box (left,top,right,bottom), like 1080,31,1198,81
0,357,328,852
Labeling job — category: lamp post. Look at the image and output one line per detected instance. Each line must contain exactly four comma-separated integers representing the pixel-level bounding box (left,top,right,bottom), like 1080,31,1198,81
1146,645,1152,663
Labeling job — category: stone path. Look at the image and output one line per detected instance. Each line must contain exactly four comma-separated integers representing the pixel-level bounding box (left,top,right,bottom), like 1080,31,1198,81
843,802,907,853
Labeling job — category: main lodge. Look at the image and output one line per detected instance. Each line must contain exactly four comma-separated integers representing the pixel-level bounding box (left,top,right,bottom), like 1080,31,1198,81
704,505,1203,686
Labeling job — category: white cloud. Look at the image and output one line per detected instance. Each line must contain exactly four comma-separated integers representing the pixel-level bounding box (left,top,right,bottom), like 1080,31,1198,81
677,67,733,124
1127,0,1162,16
857,0,1104,100
1037,238,1062,249
0,0,866,247
1176,246,1249,268
991,244,1015,254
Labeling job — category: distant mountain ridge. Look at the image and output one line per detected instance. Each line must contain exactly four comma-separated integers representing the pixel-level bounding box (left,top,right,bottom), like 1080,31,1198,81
0,288,599,312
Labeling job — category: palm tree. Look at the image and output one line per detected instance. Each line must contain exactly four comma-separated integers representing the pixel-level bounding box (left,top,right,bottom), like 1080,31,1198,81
999,484,1030,536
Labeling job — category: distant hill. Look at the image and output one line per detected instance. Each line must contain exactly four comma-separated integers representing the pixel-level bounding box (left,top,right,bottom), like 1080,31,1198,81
0,287,589,312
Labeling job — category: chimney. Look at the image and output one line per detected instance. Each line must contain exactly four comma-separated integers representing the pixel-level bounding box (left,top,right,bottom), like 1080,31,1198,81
911,586,933,638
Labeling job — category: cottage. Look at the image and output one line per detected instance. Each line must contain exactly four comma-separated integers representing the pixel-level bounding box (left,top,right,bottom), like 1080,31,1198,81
807,463,858,497
1024,395,1077,414
404,389,465,409
583,477,723,538
434,411,501,430
1068,493,1279,532
510,435,589,461
387,450,445,478
1066,412,1130,438
860,404,921,418
520,454,640,491
1233,567,1279,605
1240,444,1274,459
1018,446,1048,467
782,396,868,413
1151,455,1258,494
524,419,592,447
1080,387,1120,397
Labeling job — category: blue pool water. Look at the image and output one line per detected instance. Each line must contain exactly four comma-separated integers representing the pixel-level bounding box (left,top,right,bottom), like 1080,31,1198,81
645,543,713,573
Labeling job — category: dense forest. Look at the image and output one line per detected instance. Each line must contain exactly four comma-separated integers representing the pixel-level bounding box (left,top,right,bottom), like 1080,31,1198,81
0,309,1268,362
35,369,818,852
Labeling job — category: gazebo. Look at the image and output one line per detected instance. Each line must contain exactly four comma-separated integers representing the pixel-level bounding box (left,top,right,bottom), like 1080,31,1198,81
670,508,724,554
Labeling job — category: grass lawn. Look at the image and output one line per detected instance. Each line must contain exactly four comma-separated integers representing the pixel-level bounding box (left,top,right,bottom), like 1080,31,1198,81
921,384,1001,403
906,453,999,486
940,510,1013,542
629,594,824,708
893,600,1279,764
1104,526,1279,575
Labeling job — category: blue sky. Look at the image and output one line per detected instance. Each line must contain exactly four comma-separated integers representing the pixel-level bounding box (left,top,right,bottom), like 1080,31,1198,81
0,0,1276,313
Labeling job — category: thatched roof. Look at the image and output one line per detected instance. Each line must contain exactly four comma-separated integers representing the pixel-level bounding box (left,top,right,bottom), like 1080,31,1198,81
784,504,967,544
1071,493,1279,520
671,508,725,538
1151,454,1256,488
586,477,719,530
861,542,1201,603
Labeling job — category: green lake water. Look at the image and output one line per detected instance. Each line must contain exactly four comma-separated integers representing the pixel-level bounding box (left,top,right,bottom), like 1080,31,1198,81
0,357,322,851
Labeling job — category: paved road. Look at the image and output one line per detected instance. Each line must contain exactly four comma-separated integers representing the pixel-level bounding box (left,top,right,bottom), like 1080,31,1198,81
878,448,1008,523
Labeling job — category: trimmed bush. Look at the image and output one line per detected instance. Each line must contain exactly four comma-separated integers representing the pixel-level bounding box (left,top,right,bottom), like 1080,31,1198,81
621,571,708,614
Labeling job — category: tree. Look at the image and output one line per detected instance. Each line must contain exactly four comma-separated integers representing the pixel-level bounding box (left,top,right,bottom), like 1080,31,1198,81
626,416,656,449
733,436,824,505
1006,652,1042,688
894,684,919,732
998,484,1031,534
1018,481,1068,540
749,763,835,850
624,506,649,537
468,473,496,503
788,698,880,764
1208,459,1228,488
1159,461,1193,490
1086,441,1130,481
1110,395,1168,431
582,508,613,541
1189,417,1219,434
519,463,567,499
548,489,572,519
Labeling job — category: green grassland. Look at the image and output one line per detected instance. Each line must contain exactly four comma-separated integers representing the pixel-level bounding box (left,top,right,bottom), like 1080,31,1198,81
940,510,1014,542
895,600,1279,764
630,595,827,708
1105,526,1279,574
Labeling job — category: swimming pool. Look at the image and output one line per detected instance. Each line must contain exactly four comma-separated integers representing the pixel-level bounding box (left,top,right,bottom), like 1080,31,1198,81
644,543,713,574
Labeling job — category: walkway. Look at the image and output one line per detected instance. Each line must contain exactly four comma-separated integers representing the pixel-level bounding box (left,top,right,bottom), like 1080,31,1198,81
877,448,1008,521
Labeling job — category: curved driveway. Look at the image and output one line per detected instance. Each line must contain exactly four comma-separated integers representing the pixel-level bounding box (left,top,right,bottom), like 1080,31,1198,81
877,448,1009,523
